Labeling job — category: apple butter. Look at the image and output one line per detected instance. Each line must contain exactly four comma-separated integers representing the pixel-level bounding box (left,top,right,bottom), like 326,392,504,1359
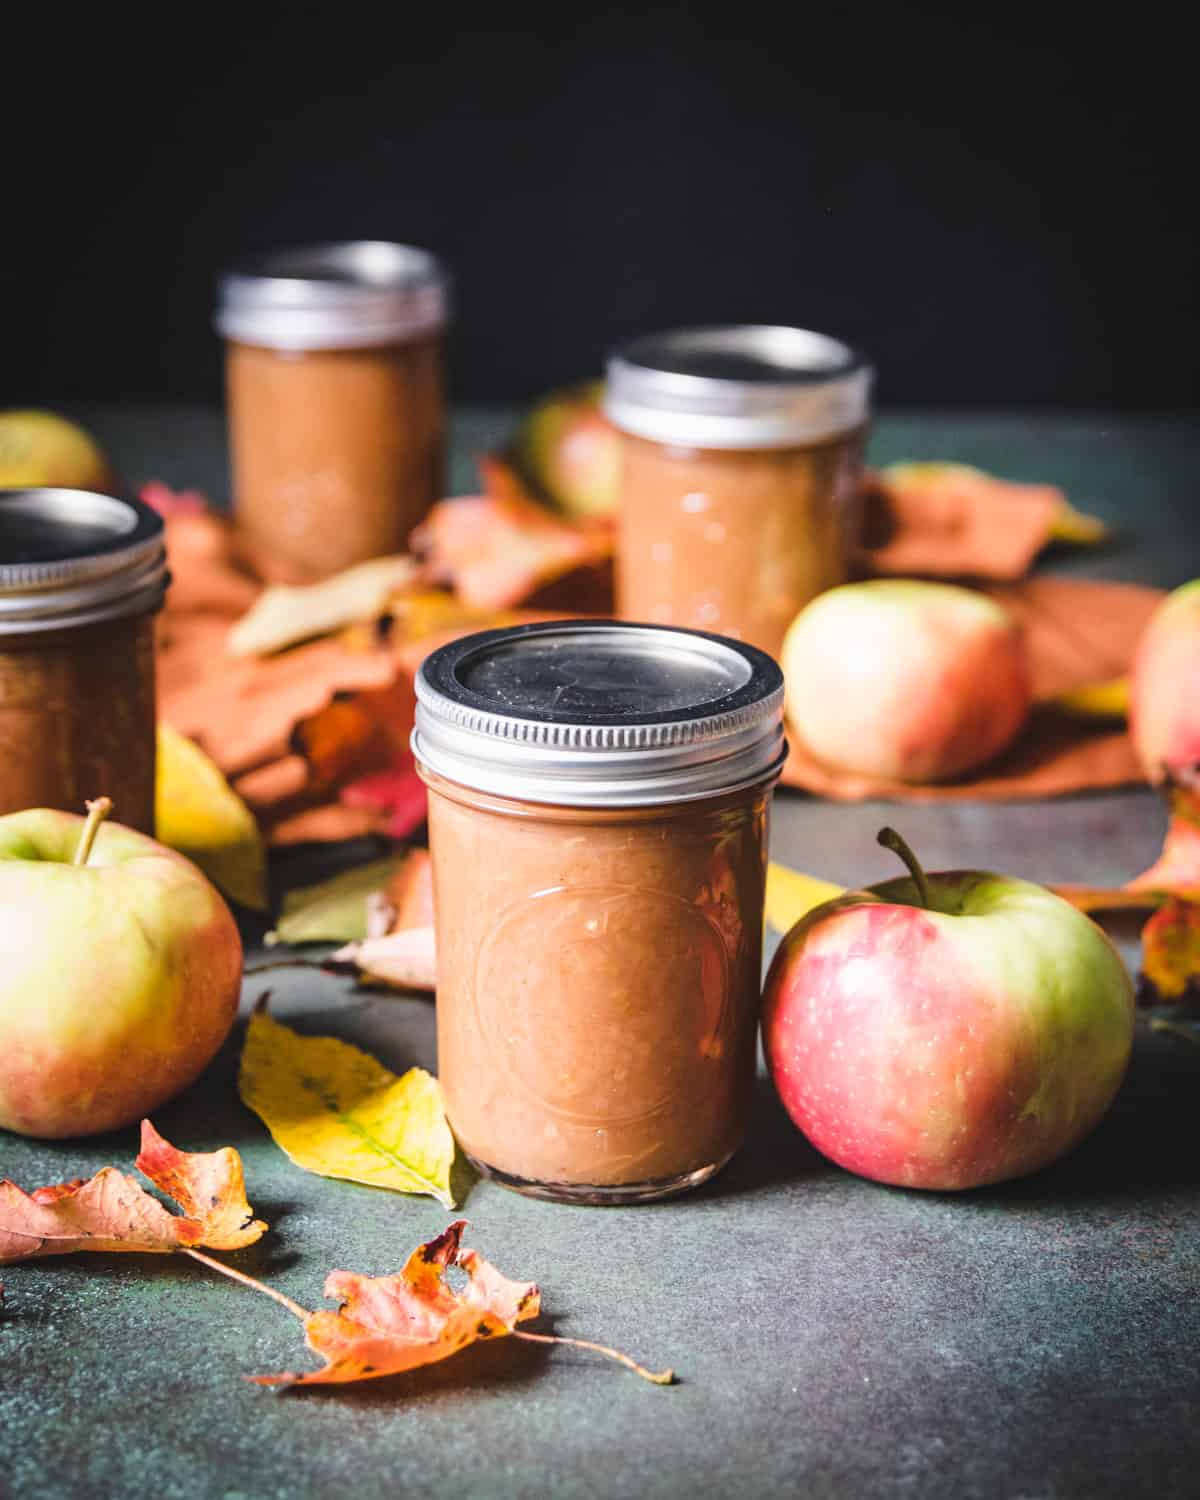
413,619,786,1203
217,241,447,579
606,326,873,661
0,488,167,832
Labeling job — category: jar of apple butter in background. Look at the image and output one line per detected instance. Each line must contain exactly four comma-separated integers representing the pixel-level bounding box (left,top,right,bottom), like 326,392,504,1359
0,488,167,832
216,241,448,579
605,325,873,661
413,619,786,1204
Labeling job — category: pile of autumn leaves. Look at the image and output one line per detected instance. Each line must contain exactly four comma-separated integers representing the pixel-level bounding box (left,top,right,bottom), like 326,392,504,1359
0,1116,672,1390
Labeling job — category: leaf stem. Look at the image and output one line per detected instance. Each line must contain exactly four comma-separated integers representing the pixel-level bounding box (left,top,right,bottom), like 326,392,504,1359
1149,1017,1200,1047
74,797,113,867
513,1329,676,1386
877,826,931,910
180,1247,312,1323
244,958,333,977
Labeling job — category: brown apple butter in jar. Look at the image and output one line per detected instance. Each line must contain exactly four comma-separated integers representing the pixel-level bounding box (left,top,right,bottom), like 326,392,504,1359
0,488,167,832
413,619,786,1204
606,326,873,661
217,241,448,579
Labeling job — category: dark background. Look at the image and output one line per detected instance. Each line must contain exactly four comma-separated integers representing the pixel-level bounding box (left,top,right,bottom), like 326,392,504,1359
3,7,1194,410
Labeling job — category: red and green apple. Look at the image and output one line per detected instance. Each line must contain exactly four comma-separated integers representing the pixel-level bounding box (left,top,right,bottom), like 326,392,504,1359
762,829,1135,1190
781,579,1031,783
1130,578,1200,785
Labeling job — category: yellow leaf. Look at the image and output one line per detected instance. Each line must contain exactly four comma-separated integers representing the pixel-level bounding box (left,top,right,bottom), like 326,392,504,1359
267,856,411,945
765,863,844,933
1048,500,1108,545
238,1002,455,1208
1050,676,1130,720
156,723,267,910
227,556,417,657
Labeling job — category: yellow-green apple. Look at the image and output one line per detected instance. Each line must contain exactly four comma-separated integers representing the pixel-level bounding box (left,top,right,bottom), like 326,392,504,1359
1130,578,1200,785
762,829,1134,1190
515,381,622,520
0,408,114,490
782,579,1031,782
0,798,242,1138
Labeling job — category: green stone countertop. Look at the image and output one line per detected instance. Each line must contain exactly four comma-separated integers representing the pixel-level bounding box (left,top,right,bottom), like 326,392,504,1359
2,408,1199,1500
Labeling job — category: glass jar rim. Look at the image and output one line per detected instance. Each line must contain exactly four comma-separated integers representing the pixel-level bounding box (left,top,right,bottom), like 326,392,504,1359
0,488,168,634
605,324,872,449
215,240,449,350
412,619,787,808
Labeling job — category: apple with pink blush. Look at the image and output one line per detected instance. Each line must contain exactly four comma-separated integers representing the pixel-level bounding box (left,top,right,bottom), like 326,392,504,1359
762,829,1134,1191
781,579,1031,783
1130,578,1200,785
0,798,243,1138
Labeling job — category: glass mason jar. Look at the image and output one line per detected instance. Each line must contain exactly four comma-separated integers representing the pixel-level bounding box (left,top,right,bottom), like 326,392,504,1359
0,488,167,832
413,619,786,1204
216,241,448,579
605,326,873,662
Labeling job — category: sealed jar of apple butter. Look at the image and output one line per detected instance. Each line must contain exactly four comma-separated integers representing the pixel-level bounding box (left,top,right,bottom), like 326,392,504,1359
605,325,873,661
217,241,448,579
413,619,786,1203
0,487,167,832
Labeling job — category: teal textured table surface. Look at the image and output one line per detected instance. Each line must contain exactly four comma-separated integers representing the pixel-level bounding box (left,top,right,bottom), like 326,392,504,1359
2,408,1199,1500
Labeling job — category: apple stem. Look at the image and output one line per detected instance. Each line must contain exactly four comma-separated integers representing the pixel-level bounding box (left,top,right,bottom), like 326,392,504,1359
73,797,113,867
877,826,931,910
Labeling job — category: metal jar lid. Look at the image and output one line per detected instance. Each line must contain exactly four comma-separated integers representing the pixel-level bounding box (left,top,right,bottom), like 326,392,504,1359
413,619,786,808
215,240,449,350
605,324,872,449
0,488,168,635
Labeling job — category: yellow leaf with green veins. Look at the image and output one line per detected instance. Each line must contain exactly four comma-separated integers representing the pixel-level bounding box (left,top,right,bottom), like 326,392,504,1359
238,1001,455,1208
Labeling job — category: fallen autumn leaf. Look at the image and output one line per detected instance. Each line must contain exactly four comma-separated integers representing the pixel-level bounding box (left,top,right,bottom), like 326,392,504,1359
227,555,418,657
0,1120,265,1262
246,1218,674,1389
238,998,455,1207
268,855,415,946
156,722,268,911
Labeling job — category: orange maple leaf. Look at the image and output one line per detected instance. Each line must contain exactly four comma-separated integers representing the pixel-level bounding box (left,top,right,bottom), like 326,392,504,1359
412,457,613,612
1141,899,1200,1005
134,1119,267,1250
0,1120,265,1263
250,1219,673,1389
250,1219,538,1387
1128,781,1200,903
1125,783,1200,1005
0,1122,264,1260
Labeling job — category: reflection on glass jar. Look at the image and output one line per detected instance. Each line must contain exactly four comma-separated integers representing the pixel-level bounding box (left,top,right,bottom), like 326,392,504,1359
0,488,167,832
217,241,448,580
606,325,872,662
413,619,785,1205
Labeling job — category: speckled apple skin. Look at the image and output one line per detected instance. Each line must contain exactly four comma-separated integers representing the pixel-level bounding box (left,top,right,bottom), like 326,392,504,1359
1130,578,1200,783
762,872,1134,1190
0,808,243,1137
782,580,1032,783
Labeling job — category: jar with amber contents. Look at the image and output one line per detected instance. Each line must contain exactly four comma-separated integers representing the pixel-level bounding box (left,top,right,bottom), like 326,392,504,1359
413,619,786,1204
0,488,167,832
605,325,873,662
217,241,448,579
